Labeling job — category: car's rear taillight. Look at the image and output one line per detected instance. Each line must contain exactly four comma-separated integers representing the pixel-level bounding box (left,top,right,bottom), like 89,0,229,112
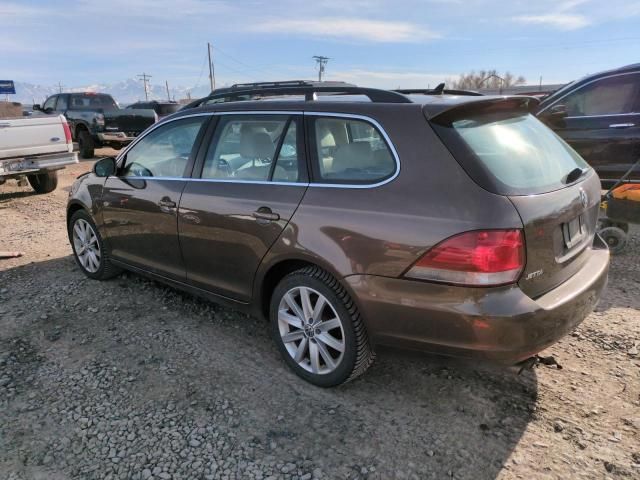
405,229,525,286
62,118,72,144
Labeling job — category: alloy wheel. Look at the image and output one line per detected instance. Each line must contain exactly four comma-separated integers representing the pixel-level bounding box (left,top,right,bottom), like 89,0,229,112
277,286,345,375
72,219,101,273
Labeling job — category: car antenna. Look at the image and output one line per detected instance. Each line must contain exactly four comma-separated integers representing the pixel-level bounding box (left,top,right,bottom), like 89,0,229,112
432,83,445,94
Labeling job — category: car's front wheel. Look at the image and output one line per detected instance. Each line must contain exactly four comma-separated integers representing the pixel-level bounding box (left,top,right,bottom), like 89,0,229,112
270,266,374,387
68,210,121,280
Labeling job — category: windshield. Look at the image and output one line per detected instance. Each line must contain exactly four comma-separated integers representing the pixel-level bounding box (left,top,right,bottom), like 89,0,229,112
70,94,118,111
434,112,589,195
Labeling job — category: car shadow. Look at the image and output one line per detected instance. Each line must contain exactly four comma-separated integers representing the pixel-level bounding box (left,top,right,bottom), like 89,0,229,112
1,256,538,479
0,189,34,202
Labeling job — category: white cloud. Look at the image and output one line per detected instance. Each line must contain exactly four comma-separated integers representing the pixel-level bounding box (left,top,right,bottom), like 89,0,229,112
249,18,440,43
512,13,591,30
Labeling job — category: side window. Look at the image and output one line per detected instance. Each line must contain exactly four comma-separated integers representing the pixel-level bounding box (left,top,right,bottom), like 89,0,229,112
563,74,640,116
43,96,57,112
122,117,207,178
312,117,396,184
201,115,299,181
56,95,68,111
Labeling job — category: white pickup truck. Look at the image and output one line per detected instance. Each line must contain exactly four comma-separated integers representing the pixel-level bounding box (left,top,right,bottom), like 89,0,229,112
0,106,78,194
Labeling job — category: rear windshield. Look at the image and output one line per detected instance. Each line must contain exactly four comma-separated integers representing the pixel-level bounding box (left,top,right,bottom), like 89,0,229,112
432,112,589,195
70,94,117,111
156,104,180,115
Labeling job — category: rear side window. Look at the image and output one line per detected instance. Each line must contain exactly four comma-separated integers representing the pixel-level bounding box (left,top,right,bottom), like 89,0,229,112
433,112,589,195
311,116,396,184
70,94,117,111
157,104,180,116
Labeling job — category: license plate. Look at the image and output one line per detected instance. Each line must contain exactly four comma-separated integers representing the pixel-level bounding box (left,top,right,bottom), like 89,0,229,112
562,215,585,249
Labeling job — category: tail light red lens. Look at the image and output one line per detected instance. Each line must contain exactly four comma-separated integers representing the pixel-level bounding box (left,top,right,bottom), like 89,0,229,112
405,229,525,286
62,119,72,144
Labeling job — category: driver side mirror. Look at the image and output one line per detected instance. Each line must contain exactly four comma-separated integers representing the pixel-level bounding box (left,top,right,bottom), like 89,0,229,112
93,157,116,177
32,104,41,111
548,104,568,118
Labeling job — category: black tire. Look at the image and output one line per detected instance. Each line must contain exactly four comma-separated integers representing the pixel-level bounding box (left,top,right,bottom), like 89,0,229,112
599,226,627,255
598,219,629,233
68,210,121,280
27,171,58,194
77,130,95,159
270,266,374,387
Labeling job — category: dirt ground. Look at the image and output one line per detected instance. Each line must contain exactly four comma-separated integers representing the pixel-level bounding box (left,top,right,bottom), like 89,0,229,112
1,151,639,480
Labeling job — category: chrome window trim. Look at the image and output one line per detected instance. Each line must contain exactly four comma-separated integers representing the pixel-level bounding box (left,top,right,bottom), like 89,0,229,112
115,110,400,189
114,176,307,187
564,112,640,120
538,71,640,115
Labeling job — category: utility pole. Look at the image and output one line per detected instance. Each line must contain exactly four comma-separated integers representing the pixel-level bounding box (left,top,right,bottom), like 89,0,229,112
165,80,171,101
57,81,65,93
137,72,152,101
208,42,216,91
313,56,329,82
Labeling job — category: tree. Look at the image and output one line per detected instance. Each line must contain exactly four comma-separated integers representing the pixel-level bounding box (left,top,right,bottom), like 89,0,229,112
447,70,526,90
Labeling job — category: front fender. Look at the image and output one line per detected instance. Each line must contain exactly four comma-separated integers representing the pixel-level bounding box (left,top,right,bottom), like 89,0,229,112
67,174,108,244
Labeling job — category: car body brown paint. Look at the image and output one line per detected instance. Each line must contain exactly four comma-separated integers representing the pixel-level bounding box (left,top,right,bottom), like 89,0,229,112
67,97,610,365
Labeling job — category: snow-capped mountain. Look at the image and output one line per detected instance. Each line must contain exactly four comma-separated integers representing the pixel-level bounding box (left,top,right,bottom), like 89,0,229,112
10,79,213,105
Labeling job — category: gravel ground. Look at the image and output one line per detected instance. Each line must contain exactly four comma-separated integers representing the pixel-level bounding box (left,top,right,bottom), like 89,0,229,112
1,152,639,480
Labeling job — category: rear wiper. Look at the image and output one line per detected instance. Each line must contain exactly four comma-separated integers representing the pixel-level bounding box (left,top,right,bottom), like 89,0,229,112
564,167,587,184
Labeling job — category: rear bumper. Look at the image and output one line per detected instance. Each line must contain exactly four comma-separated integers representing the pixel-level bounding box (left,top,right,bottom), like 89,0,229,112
97,132,137,144
0,150,78,177
346,237,609,364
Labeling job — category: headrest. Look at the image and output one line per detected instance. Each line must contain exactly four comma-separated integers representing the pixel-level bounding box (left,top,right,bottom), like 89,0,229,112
332,142,372,170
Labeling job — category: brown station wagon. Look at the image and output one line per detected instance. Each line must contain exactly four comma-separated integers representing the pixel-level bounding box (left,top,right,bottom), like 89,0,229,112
67,81,610,386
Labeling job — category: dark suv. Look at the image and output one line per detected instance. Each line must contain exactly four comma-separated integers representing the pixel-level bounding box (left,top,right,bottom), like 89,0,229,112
67,82,609,386
537,63,640,187
126,100,181,120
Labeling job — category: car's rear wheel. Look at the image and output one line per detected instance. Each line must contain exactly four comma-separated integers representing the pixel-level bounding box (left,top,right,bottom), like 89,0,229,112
270,266,374,387
27,171,58,194
68,210,121,279
77,130,95,159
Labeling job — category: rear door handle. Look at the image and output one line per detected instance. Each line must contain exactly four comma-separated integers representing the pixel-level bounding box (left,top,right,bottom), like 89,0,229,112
609,123,635,129
253,207,280,222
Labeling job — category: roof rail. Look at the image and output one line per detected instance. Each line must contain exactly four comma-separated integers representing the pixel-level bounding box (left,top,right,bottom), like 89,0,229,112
196,83,413,105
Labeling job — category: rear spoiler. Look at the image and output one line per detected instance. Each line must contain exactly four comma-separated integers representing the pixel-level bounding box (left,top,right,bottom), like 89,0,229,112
424,96,540,122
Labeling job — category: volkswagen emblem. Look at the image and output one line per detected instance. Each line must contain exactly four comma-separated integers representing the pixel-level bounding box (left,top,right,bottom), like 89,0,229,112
579,189,588,208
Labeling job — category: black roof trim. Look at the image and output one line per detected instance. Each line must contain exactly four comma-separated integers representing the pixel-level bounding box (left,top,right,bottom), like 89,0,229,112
394,88,483,97
185,83,412,108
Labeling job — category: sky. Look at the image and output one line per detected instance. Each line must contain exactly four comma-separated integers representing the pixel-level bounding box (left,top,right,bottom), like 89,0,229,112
1,0,639,91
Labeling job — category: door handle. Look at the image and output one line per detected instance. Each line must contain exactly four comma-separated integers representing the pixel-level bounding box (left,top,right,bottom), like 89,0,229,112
158,199,176,209
253,207,280,222
609,123,635,129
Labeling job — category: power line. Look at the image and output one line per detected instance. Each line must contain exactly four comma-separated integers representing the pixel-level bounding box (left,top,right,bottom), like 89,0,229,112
313,56,330,82
210,45,279,78
137,72,152,101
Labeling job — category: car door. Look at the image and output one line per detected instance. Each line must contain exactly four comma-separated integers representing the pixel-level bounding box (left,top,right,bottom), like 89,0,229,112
101,115,210,280
539,72,640,185
178,113,308,302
